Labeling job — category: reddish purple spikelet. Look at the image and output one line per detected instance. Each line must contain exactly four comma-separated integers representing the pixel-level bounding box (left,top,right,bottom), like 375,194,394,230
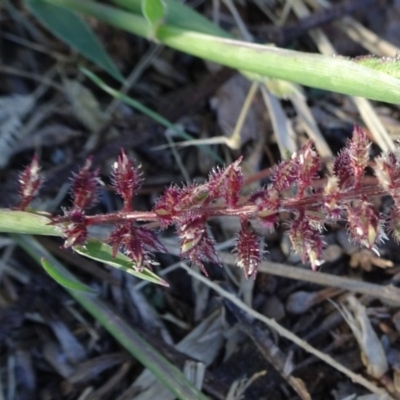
388,207,400,243
108,223,146,271
135,227,167,254
175,184,210,211
332,148,353,190
56,208,88,248
112,149,142,210
71,157,99,210
289,215,324,271
108,223,165,271
296,141,320,197
333,126,370,190
349,125,370,188
346,200,382,250
235,221,261,279
323,176,342,219
178,216,219,275
178,216,207,255
374,150,400,209
208,157,243,206
271,158,298,191
251,186,280,230
18,154,42,210
153,186,182,227
271,143,319,194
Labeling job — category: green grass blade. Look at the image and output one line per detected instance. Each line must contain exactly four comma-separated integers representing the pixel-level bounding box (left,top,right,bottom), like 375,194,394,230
74,237,169,287
114,0,231,38
141,0,166,38
41,257,97,293
14,234,208,400
41,0,400,104
355,56,400,79
25,0,124,82
0,210,167,286
0,209,60,236
156,27,400,105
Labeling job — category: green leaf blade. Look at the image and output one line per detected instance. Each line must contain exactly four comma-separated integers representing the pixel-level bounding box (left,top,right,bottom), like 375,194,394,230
41,257,97,293
0,210,60,236
114,0,230,38
26,0,124,82
74,238,169,287
141,0,166,37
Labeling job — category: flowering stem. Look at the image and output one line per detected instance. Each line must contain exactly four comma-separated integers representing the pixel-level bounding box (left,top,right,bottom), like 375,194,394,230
16,125,400,278
85,211,159,225
283,183,388,211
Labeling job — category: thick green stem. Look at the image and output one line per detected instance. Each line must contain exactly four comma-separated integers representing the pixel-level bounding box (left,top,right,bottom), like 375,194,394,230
41,0,400,104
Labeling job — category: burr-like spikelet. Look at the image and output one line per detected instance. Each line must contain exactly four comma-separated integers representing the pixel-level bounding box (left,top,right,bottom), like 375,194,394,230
178,216,220,275
207,157,244,207
333,125,370,190
108,222,166,271
271,158,298,192
71,158,99,210
346,200,384,251
153,186,183,227
18,154,42,210
251,186,280,230
296,141,320,197
55,208,88,248
349,125,371,187
323,176,342,219
234,220,261,279
373,147,400,207
112,149,142,210
289,215,324,271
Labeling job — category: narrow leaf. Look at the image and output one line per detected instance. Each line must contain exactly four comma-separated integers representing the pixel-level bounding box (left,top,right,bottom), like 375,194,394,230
0,209,60,236
142,0,166,37
114,0,230,38
40,0,400,104
41,257,97,293
74,238,169,287
26,0,124,82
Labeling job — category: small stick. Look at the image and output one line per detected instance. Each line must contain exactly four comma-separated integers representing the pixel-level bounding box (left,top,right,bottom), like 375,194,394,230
218,252,400,305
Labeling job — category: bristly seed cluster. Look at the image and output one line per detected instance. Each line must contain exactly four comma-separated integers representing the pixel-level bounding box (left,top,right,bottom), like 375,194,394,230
17,126,400,278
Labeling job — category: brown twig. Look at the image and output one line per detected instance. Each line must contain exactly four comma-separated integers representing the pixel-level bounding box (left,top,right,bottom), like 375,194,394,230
218,252,400,305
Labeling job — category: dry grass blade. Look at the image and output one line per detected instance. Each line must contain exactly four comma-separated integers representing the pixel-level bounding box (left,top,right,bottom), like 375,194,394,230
261,85,297,156
219,252,400,305
225,371,267,400
308,0,400,56
336,295,389,380
290,89,333,158
337,17,399,56
350,97,395,152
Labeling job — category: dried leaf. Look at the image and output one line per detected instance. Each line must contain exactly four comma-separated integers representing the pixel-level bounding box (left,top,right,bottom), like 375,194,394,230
339,295,388,379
